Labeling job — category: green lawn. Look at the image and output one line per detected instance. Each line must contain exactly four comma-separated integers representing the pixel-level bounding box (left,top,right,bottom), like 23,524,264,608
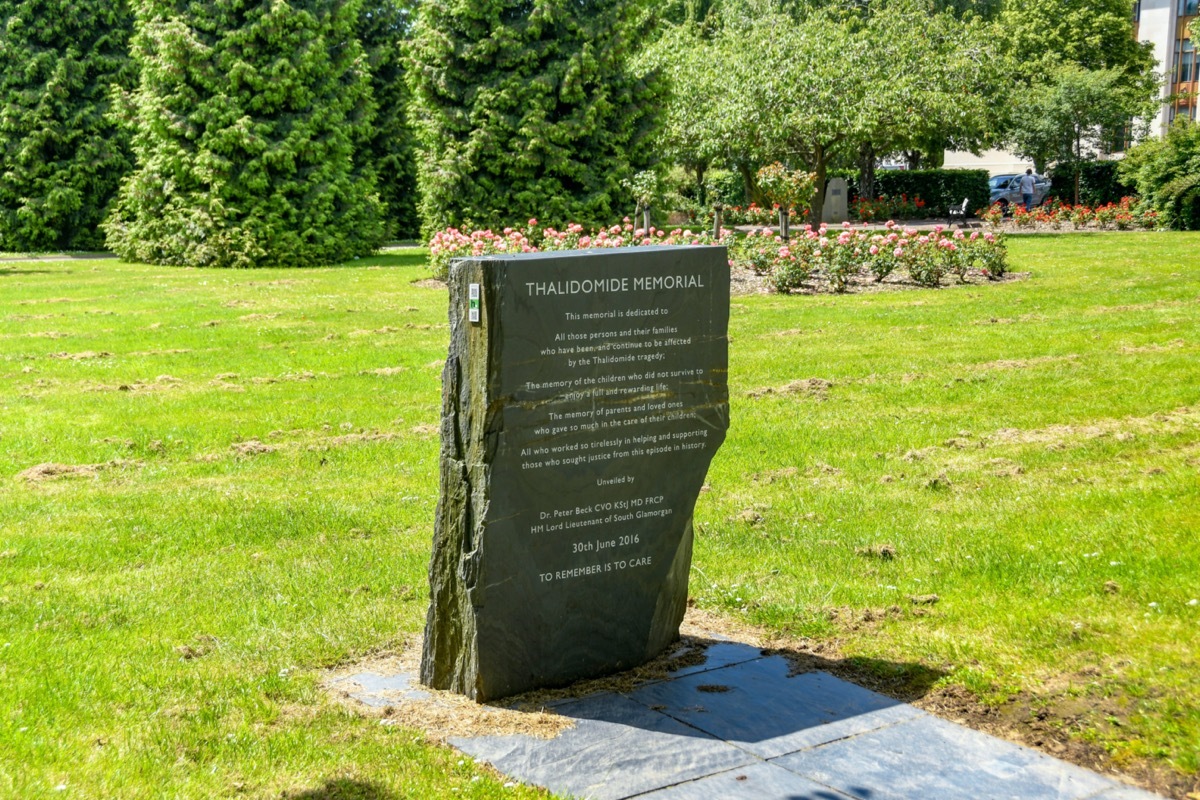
1,234,1197,798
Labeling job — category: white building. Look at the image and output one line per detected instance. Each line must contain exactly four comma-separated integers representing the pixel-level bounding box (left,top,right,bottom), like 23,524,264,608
946,1,1196,176
1137,0,1197,131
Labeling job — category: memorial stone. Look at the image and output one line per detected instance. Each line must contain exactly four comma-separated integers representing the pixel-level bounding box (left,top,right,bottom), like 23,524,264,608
421,246,730,701
821,178,849,224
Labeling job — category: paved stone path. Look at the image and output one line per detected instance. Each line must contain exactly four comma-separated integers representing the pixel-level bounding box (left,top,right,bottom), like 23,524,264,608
333,640,1163,800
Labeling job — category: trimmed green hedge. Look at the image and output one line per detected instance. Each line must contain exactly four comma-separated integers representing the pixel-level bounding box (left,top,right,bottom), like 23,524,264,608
1046,161,1135,206
874,169,990,216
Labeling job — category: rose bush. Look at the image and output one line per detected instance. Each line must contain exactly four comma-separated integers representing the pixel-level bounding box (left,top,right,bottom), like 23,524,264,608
982,197,1160,230
428,218,730,280
732,221,1007,292
429,218,1008,292
852,194,927,221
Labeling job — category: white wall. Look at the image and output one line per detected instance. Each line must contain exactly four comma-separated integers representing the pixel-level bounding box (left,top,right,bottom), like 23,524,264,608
1139,0,1177,137
943,149,1034,177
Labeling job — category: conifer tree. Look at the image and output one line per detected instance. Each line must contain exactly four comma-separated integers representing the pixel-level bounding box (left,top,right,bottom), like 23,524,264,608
0,0,135,251
407,0,662,234
106,0,384,268
358,0,419,240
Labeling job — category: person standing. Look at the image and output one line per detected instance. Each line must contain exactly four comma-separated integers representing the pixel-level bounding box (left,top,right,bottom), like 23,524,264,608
1019,169,1037,212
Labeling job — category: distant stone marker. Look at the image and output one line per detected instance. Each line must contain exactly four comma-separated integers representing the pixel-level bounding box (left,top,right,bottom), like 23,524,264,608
821,177,849,224
421,246,730,701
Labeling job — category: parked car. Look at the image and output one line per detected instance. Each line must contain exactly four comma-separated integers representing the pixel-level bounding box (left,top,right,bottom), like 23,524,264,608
989,173,1052,210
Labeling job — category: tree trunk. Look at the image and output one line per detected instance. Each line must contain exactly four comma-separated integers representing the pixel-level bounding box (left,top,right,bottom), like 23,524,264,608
905,150,923,170
736,161,761,206
1074,136,1083,205
695,162,708,208
857,142,876,203
808,146,828,226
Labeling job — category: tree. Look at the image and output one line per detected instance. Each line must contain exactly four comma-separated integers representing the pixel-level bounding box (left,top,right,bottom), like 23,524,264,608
406,0,663,234
0,0,136,251
105,0,385,268
996,0,1158,186
853,0,1007,200
1119,120,1200,230
999,0,1154,78
648,0,1004,222
640,13,732,206
1006,66,1157,201
358,0,419,240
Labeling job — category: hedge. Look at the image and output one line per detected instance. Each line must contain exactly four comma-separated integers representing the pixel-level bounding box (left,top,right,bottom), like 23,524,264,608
874,169,990,217
1046,161,1136,206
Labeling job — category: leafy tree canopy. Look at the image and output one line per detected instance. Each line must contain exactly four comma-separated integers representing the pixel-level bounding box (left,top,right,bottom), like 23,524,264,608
1006,64,1158,181
998,0,1155,81
358,0,419,240
0,0,136,251
406,0,664,234
645,0,1005,219
106,0,385,267
1119,120,1200,229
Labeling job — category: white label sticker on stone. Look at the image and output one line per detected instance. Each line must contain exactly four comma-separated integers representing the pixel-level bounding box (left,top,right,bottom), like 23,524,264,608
469,283,480,323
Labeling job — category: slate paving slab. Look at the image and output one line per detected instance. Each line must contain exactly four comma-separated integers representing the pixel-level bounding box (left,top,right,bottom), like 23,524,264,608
449,693,755,800
629,655,923,759
342,644,1165,800
772,713,1146,800
635,762,856,800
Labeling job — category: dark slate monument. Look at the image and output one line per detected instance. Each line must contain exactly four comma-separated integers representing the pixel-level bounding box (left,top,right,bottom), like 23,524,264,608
421,246,730,701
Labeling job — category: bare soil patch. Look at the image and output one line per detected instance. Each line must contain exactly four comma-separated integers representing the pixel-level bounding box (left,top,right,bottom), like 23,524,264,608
747,378,834,400
411,278,447,290
48,350,112,360
16,297,77,305
971,354,1079,372
230,440,275,456
1120,339,1188,354
16,460,140,483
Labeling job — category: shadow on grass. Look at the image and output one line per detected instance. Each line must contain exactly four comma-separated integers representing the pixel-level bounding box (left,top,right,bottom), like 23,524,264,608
284,778,397,800
0,267,58,275
348,252,428,269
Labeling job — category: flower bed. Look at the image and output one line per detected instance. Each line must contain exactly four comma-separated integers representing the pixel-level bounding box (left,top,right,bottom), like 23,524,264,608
730,221,1006,292
428,218,729,280
980,197,1161,230
852,193,927,222
428,219,1008,293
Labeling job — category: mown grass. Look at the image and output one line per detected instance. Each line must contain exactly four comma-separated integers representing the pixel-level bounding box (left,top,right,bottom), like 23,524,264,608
0,233,1197,797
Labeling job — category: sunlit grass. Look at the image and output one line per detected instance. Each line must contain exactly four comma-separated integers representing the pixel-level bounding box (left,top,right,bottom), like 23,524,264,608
0,233,1197,796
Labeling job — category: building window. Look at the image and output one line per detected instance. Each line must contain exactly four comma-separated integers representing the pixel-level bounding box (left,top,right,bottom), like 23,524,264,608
1177,39,1195,84
1179,0,1198,16
1133,0,1141,21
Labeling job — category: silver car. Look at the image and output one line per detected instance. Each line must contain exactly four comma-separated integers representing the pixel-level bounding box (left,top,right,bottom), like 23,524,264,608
989,173,1052,209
